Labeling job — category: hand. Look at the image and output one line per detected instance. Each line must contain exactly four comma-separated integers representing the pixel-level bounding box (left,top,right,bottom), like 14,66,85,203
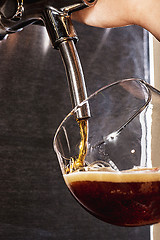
72,0,160,41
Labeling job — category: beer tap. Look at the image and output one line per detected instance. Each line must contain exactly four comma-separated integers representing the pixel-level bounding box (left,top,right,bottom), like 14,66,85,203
0,0,97,119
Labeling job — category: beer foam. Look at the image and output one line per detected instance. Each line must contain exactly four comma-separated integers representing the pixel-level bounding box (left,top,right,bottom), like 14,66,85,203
64,168,160,184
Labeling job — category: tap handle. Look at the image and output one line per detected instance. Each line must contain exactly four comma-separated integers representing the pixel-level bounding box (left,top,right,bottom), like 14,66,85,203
0,0,97,38
0,0,96,19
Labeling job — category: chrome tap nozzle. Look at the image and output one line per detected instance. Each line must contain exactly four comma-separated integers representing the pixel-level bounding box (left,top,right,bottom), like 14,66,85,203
0,0,96,118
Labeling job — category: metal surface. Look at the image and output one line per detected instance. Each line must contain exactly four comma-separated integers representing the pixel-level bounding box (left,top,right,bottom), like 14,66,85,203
43,8,78,49
59,40,91,119
0,0,97,37
43,8,91,118
0,0,96,118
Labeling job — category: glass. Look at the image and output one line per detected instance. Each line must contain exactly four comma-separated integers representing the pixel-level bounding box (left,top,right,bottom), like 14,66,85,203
54,78,160,229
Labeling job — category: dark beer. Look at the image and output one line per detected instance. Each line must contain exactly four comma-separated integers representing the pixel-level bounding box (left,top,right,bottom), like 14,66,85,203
64,169,160,226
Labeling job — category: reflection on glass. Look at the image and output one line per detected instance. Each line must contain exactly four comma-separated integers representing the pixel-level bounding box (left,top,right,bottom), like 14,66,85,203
54,78,160,227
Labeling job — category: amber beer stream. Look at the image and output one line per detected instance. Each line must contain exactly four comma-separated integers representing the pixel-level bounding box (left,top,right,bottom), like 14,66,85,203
54,79,160,227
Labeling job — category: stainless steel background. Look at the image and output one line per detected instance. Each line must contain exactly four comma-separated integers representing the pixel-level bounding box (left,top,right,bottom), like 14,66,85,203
0,22,150,239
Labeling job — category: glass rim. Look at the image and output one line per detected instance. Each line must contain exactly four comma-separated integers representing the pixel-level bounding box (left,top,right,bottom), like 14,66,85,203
53,78,158,153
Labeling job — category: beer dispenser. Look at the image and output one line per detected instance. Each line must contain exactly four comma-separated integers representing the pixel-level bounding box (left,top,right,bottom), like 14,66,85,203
0,0,96,118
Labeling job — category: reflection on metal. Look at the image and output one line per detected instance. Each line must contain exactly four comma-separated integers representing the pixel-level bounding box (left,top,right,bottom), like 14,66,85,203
0,0,97,38
59,40,91,119
42,27,50,54
12,0,24,20
0,0,97,118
